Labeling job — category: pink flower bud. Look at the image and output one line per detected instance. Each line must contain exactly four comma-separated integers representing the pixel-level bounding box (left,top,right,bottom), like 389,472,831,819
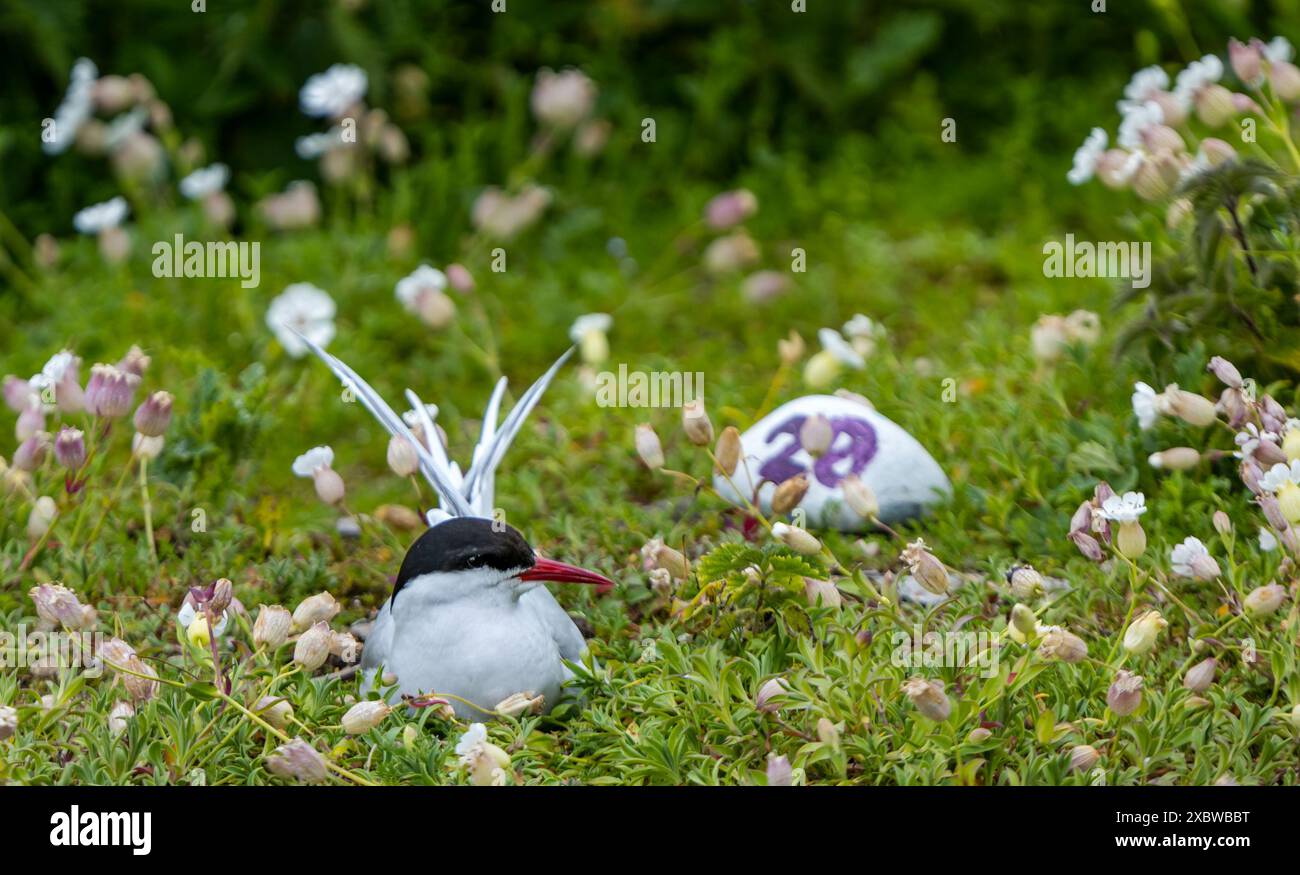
704,189,758,230
1107,670,1144,716
132,391,173,437
266,738,328,783
445,263,475,293
293,621,332,671
84,363,140,418
766,753,792,786
634,424,665,470
53,427,86,470
1229,38,1263,83
13,432,50,471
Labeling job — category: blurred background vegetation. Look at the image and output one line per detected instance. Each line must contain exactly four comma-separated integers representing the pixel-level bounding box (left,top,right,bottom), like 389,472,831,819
2,0,1297,238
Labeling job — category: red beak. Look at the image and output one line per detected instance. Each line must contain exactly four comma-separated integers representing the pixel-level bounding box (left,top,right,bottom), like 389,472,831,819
519,556,614,593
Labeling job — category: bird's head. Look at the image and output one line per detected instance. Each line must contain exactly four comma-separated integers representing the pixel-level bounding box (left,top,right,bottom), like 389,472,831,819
391,517,613,607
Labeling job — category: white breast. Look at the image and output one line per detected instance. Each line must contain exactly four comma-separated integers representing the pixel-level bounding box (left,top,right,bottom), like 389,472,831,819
368,569,583,720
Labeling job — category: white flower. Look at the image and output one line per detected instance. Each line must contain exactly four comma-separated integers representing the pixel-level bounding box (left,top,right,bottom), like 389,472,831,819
28,350,80,411
395,265,448,311
568,313,613,344
1259,527,1278,552
179,163,229,200
1099,491,1147,523
43,58,98,156
1234,423,1279,460
1173,54,1224,104
104,108,148,150
295,131,338,159
1119,65,1170,111
1068,127,1108,184
1132,382,1160,430
817,328,865,369
292,446,335,478
1264,36,1294,64
73,196,128,234
455,722,488,764
1260,460,1300,494
266,283,336,358
300,64,367,118
1169,536,1212,578
1117,101,1164,150
177,599,230,637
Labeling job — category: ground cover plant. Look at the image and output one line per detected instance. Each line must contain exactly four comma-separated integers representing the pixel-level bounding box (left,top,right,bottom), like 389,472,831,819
2,1,1300,787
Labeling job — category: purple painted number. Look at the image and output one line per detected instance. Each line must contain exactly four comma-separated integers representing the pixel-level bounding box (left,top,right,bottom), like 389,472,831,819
758,414,878,488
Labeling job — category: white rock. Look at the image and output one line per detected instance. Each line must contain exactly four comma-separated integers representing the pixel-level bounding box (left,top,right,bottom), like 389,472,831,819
714,394,950,530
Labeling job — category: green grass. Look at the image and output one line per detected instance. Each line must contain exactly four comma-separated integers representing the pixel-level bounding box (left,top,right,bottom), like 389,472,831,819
2,129,1299,785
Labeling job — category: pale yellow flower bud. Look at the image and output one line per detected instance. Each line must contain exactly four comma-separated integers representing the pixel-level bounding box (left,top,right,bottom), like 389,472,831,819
253,604,292,649
293,621,332,671
715,426,741,477
1038,628,1088,662
1244,583,1286,616
841,475,879,519
342,700,392,734
387,435,419,477
773,522,822,555
1122,610,1167,655
901,539,949,596
634,424,664,470
292,591,340,632
902,677,951,722
771,473,809,515
681,400,714,446
1183,657,1217,693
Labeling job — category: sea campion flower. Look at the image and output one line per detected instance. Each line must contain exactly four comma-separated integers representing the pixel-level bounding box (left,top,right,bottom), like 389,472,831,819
1170,537,1220,580
770,473,809,515
680,398,714,446
804,327,865,388
901,678,951,722
84,363,139,418
99,637,158,702
253,605,292,649
799,414,833,456
634,424,664,470
179,163,229,199
1244,583,1287,616
387,434,419,478
1148,447,1202,470
1183,657,1217,693
772,522,822,556
292,591,340,632
342,700,392,735
266,283,336,358
293,622,332,671
456,722,511,786
842,475,879,520
1067,127,1108,184
715,425,741,476
1069,744,1100,772
766,754,792,786
133,391,172,437
1037,628,1087,662
704,189,758,230
27,497,56,539
1107,670,1144,717
756,677,790,714
569,313,613,366
292,445,345,506
842,314,886,358
1260,461,1300,524
53,427,86,470
300,64,367,118
255,695,294,730
901,539,950,595
13,432,50,471
1160,384,1218,427
29,350,85,413
701,231,760,275
73,195,129,233
1122,610,1167,655
395,265,455,329
266,738,328,783
257,180,321,230
1098,491,1147,558
43,58,98,155
471,185,551,240
1132,382,1161,430
1236,424,1286,466
530,68,597,130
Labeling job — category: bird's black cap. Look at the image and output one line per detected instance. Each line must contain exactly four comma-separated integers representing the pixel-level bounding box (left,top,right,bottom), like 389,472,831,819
392,517,535,601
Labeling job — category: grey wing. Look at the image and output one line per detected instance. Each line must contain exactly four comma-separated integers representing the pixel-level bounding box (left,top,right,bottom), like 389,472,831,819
520,586,587,663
